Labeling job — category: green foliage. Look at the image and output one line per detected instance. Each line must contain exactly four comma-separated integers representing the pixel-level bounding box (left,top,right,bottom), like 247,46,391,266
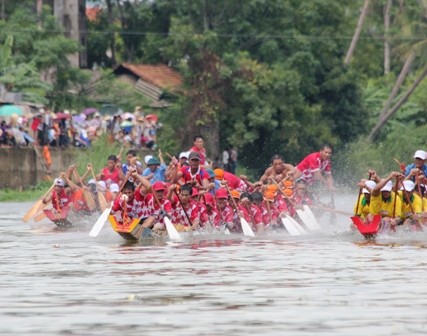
94,70,150,111
0,180,52,202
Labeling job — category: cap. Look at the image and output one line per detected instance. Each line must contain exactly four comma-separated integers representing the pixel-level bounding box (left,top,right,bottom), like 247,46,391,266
179,151,189,160
283,188,293,197
216,188,228,199
109,183,119,193
283,180,293,188
97,181,106,190
230,189,240,199
265,184,278,193
362,180,377,194
147,157,160,165
206,168,215,179
152,181,166,191
54,178,65,187
204,193,214,205
144,155,153,164
264,190,276,201
188,152,200,161
401,180,415,192
88,179,97,185
380,180,393,192
414,150,426,160
214,168,224,180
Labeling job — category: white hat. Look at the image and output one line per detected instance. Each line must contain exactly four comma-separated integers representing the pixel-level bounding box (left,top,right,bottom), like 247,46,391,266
362,180,377,194
97,181,106,190
144,155,153,164
54,178,65,187
179,151,189,160
401,180,415,192
109,183,120,193
414,150,426,160
88,179,97,185
380,180,393,192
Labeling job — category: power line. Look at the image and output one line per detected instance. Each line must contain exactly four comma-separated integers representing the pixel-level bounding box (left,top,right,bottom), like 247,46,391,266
1,28,426,42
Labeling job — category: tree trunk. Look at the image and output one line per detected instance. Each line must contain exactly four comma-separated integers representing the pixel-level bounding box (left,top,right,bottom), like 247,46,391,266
368,67,427,141
37,0,43,28
1,0,5,21
106,0,116,65
344,0,370,65
378,51,415,121
384,0,392,74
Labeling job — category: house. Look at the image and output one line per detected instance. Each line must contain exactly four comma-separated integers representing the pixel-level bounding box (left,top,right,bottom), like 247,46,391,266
113,63,183,108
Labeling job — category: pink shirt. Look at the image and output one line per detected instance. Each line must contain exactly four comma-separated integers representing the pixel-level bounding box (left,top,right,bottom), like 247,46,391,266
296,152,331,185
190,146,206,165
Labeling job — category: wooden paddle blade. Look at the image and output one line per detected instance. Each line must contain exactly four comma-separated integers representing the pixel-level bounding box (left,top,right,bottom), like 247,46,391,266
89,206,112,237
281,217,301,236
23,199,43,222
240,217,255,237
351,215,381,236
33,211,47,222
84,190,97,211
164,217,182,241
97,192,108,211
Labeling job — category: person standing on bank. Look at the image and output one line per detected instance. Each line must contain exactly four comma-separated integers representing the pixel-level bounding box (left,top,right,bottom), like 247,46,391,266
189,135,207,166
294,144,335,191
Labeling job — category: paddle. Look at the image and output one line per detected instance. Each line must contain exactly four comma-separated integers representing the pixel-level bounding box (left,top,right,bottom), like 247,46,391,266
271,180,307,235
225,185,255,237
89,173,130,237
153,188,182,241
173,189,193,228
89,165,109,211
23,182,55,222
73,167,97,211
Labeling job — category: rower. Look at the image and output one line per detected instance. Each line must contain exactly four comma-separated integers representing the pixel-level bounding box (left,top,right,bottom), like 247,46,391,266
294,144,334,192
370,172,403,232
259,154,295,184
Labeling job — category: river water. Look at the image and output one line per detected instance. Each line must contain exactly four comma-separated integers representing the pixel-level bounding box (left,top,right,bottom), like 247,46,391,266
1,197,427,336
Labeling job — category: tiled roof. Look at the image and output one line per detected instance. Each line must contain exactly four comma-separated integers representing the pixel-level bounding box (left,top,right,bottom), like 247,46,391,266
86,6,102,22
120,63,183,91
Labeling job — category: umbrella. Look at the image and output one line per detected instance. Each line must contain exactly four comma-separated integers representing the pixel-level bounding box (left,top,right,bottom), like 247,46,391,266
145,114,158,123
120,120,134,128
82,107,98,116
54,112,72,120
121,112,136,120
0,105,23,117
72,115,85,125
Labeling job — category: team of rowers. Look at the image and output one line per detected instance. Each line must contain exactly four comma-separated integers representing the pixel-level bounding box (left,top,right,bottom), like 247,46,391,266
353,149,427,233
40,140,335,237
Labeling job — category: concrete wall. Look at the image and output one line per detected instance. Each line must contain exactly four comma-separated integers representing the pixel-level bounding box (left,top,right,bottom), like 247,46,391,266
0,148,76,190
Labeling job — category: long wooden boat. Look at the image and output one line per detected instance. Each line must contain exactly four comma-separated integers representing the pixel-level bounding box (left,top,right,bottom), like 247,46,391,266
43,206,73,229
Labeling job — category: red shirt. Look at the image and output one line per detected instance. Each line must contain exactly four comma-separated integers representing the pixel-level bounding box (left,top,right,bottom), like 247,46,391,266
238,204,263,227
180,166,210,185
112,189,146,219
223,171,247,192
259,201,280,226
296,152,331,185
51,189,71,211
144,193,172,223
101,167,121,185
171,199,200,226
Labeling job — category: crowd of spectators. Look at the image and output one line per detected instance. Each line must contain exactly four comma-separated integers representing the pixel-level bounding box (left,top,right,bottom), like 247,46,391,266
0,105,161,150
